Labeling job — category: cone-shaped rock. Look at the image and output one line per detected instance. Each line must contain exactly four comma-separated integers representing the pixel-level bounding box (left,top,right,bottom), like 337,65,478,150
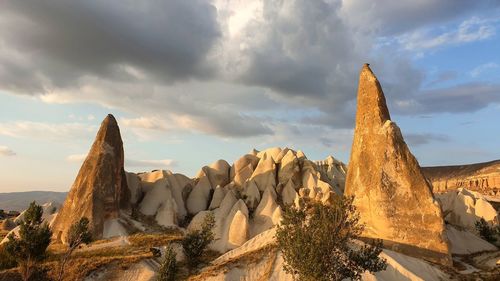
345,64,451,265
51,114,129,242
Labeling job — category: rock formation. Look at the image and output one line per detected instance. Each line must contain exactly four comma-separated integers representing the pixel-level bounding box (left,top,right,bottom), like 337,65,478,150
423,160,500,196
344,64,451,265
132,146,346,253
436,188,498,229
51,114,130,242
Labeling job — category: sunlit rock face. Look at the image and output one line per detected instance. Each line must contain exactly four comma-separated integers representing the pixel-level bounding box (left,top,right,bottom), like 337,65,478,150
137,146,346,253
423,160,500,196
436,188,499,230
51,114,130,242
344,64,452,266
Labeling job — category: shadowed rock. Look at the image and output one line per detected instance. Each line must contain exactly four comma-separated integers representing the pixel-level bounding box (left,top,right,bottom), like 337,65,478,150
345,64,452,266
51,114,129,242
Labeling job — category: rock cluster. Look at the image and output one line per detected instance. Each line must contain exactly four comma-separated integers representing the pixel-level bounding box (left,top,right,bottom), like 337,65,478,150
51,114,130,242
136,147,346,253
344,64,452,266
436,188,498,229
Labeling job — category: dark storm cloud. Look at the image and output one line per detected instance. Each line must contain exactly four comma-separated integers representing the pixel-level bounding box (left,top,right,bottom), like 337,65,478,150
231,0,362,100
0,0,220,92
0,0,498,139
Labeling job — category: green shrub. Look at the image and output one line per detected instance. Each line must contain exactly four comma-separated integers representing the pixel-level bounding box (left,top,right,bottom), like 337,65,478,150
57,217,93,281
181,213,215,268
0,245,17,270
5,201,52,281
276,196,387,281
156,244,177,281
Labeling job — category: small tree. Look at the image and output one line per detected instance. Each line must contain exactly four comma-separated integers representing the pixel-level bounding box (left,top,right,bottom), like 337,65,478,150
57,217,93,281
156,244,177,281
5,201,52,281
475,218,497,243
276,196,387,281
181,213,215,268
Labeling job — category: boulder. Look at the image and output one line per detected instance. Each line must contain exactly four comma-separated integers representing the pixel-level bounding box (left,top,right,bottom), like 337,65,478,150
186,173,212,215
126,172,142,205
344,64,451,265
154,189,178,228
139,178,170,216
250,153,277,192
256,147,282,162
243,180,261,210
209,185,227,210
281,180,298,206
436,188,498,229
278,150,300,186
230,154,259,187
252,186,279,237
226,200,250,250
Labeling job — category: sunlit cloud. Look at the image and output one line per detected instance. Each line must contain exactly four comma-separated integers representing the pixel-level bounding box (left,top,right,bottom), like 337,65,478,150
0,146,16,156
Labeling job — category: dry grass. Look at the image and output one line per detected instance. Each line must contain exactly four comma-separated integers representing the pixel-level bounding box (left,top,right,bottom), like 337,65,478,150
128,231,183,248
187,245,276,281
0,230,10,242
1,230,184,281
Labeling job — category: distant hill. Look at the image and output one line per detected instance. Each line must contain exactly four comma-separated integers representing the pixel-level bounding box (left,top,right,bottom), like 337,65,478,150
0,191,67,212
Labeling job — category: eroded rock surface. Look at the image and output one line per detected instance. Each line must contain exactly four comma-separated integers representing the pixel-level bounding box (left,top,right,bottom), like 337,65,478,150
423,160,500,196
344,64,451,265
51,114,130,242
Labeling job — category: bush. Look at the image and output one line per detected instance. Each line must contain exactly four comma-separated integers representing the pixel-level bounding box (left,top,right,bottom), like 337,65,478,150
0,245,17,270
5,201,52,281
57,217,93,281
156,244,177,281
181,213,215,268
276,196,387,281
475,218,497,243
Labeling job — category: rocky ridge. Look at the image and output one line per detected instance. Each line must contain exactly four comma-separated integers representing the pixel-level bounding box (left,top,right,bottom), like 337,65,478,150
423,160,500,196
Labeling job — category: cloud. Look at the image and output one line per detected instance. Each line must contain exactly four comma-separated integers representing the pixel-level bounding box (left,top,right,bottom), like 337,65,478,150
340,0,497,35
0,121,96,142
0,146,16,156
66,154,86,162
395,17,496,51
470,62,499,77
126,159,176,168
0,0,498,142
395,82,500,114
404,133,450,146
0,0,220,94
120,117,170,131
66,153,176,168
426,70,458,87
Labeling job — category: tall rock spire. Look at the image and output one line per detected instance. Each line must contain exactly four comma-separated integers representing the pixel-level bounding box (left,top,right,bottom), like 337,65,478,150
51,114,130,242
345,64,451,265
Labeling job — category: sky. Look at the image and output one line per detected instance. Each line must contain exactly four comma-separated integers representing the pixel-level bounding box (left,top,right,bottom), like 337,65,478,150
0,0,500,192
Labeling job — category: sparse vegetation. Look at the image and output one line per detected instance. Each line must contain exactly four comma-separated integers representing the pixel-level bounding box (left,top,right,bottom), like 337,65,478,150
0,244,17,270
475,218,497,243
181,213,215,268
156,244,177,281
276,196,387,281
57,217,93,281
4,201,52,281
